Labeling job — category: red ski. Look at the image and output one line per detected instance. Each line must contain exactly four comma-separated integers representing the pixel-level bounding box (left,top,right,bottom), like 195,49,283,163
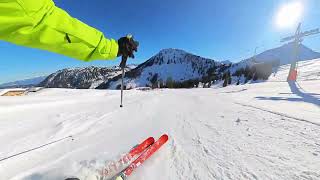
66,137,156,180
113,134,169,180
99,137,155,178
127,137,155,160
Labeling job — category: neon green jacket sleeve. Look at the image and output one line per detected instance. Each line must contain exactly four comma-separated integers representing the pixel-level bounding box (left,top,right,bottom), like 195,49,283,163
0,0,119,61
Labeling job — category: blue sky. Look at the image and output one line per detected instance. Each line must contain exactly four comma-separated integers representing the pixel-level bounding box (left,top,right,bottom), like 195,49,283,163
0,0,319,84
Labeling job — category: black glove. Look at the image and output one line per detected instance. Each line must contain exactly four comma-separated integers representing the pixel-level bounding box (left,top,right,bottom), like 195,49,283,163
117,35,139,59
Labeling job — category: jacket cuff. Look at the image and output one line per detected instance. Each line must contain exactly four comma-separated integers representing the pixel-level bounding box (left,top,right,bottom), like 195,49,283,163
108,39,119,59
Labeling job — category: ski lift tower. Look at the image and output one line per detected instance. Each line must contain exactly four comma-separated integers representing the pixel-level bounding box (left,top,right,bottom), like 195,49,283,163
281,23,319,81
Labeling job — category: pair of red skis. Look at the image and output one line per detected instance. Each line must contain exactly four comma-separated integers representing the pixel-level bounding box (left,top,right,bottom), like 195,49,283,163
110,134,169,180
65,134,168,180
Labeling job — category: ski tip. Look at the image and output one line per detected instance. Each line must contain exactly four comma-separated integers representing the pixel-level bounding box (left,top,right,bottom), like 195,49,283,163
147,137,155,142
160,134,169,141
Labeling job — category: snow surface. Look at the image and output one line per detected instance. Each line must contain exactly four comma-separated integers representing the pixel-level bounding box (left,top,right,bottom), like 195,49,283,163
269,58,320,82
0,62,320,180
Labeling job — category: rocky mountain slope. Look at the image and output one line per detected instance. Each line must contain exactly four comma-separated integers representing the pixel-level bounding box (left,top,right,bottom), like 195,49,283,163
39,44,320,90
39,66,132,89
97,49,222,89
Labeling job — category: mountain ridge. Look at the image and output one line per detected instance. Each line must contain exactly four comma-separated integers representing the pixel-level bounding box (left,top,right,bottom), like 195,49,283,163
97,48,220,89
0,76,47,88
39,66,134,89
6,43,319,90
241,43,320,66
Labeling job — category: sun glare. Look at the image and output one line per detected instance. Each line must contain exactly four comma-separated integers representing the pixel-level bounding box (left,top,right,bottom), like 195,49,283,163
275,1,303,29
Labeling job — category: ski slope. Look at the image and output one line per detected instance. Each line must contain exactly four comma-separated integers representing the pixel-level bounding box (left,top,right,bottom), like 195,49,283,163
269,58,320,82
0,62,320,180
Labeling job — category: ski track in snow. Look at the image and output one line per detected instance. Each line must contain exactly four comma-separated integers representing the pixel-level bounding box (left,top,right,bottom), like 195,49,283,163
165,90,320,180
0,63,320,179
233,102,320,127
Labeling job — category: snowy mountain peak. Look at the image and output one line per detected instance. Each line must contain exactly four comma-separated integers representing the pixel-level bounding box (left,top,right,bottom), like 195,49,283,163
158,48,187,55
229,43,320,75
147,48,216,67
150,48,188,65
247,43,320,65
57,66,121,73
98,49,220,89
221,60,232,65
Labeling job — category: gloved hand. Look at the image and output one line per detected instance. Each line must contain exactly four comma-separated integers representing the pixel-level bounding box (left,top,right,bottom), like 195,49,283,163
118,35,139,69
117,35,139,59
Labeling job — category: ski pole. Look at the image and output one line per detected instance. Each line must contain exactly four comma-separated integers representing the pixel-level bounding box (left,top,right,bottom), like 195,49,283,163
0,135,73,162
120,55,128,108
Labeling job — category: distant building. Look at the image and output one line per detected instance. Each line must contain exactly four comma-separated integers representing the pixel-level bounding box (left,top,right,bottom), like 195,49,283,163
0,88,27,96
27,87,44,92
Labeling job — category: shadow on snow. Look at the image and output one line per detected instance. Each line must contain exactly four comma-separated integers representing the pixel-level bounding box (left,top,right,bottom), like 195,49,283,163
255,81,320,107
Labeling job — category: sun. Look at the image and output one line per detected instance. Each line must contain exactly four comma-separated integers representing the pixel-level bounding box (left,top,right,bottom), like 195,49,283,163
275,1,303,29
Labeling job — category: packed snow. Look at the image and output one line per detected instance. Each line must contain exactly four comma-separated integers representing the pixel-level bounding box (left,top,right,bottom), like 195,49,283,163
0,60,319,180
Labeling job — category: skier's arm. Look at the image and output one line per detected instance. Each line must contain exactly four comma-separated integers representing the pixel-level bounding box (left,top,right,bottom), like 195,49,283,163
0,0,118,61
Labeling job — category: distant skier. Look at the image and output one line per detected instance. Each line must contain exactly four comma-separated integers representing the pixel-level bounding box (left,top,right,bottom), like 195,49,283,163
0,0,138,62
